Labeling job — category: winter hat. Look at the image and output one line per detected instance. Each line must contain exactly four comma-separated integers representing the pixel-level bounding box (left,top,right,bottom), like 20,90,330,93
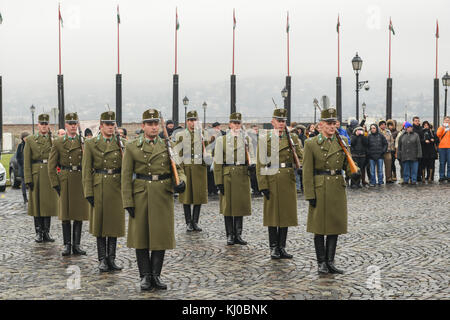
404,122,413,129
350,119,359,127
353,126,364,134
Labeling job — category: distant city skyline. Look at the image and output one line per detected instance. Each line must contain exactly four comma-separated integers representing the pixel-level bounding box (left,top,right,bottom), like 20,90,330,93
0,0,449,123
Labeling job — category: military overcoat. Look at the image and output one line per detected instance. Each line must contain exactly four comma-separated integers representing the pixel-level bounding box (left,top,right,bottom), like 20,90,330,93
175,129,209,205
24,133,58,217
82,134,125,237
48,134,89,221
121,135,186,250
256,130,303,227
213,132,252,217
302,134,352,235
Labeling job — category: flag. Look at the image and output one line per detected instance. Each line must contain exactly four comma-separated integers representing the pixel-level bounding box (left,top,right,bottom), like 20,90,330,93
286,12,289,33
336,15,340,33
176,8,179,30
436,20,439,38
233,9,236,30
59,5,63,28
117,5,120,24
389,18,395,35
0,12,3,24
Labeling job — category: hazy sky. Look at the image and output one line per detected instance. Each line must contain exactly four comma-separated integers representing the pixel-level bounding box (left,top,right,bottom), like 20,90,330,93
0,0,449,122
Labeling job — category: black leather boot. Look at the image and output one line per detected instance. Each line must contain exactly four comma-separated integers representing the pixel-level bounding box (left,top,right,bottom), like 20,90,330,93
97,237,109,272
107,237,122,271
72,221,86,255
314,234,329,274
23,192,28,204
136,249,152,291
150,250,167,290
192,205,202,231
326,235,344,274
278,227,293,259
233,217,247,245
183,205,194,232
42,217,55,242
224,216,234,245
268,227,280,259
61,221,71,256
34,217,43,243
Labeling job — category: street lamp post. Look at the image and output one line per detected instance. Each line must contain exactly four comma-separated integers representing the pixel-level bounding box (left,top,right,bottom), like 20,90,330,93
313,98,319,123
362,102,366,119
30,104,36,135
202,101,207,129
443,72,450,117
352,53,369,121
183,96,189,126
405,105,408,122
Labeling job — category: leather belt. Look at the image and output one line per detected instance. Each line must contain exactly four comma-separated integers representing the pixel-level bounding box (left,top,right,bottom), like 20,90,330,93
135,173,171,181
60,165,82,171
266,163,293,168
223,163,247,167
32,159,48,164
314,169,343,176
94,169,121,175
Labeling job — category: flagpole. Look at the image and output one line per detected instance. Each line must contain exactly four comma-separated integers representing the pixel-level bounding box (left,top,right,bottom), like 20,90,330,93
436,21,438,79
117,5,120,74
58,3,62,75
175,8,178,74
389,19,391,79
336,14,342,122
232,9,235,75
287,12,290,76
338,15,340,77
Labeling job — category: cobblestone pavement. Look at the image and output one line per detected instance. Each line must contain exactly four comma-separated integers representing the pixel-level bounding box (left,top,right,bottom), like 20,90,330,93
0,180,449,300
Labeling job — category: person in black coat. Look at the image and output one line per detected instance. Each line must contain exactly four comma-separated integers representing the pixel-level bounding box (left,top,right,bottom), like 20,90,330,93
422,121,438,182
412,116,425,181
16,132,30,204
350,127,368,188
367,124,388,186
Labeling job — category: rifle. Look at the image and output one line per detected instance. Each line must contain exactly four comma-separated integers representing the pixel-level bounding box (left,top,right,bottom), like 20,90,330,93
76,115,84,152
285,126,301,169
48,128,53,147
160,114,180,186
240,125,251,166
114,126,125,157
335,133,359,174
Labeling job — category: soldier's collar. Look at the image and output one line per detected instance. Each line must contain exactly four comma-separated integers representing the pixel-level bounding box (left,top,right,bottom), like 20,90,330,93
317,133,335,144
64,134,78,141
144,135,159,144
35,132,48,138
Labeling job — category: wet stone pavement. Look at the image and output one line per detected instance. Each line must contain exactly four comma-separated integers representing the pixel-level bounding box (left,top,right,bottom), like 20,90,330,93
0,180,449,300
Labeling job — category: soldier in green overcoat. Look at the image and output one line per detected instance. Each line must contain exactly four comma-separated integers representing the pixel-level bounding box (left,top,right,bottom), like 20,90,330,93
24,114,58,243
122,108,186,291
213,112,252,246
302,106,360,274
82,111,125,272
174,110,211,232
256,108,303,259
48,113,90,256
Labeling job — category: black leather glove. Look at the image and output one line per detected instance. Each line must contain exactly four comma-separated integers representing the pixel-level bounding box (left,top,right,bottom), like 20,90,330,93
297,167,303,175
126,207,135,218
308,199,317,208
53,185,61,196
26,182,34,191
86,196,94,207
217,184,225,195
351,171,362,182
174,181,186,193
261,189,270,200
